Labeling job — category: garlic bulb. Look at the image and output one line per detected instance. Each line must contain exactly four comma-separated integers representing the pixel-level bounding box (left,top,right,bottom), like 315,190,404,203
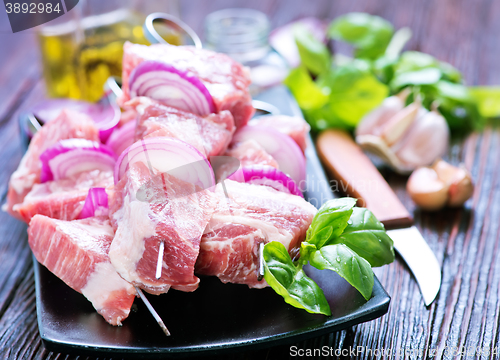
406,159,474,211
355,93,449,174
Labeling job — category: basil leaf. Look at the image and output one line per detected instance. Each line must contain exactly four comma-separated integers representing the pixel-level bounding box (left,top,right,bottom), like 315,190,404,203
305,197,357,248
302,106,352,132
469,87,500,118
284,66,330,111
391,67,442,90
326,62,389,126
309,244,374,300
263,242,331,315
332,207,395,267
328,12,393,59
294,25,331,75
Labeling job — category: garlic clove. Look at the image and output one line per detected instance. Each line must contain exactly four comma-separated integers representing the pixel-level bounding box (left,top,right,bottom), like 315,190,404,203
392,109,449,170
431,160,474,207
380,101,420,146
356,134,414,173
356,89,410,137
406,167,449,211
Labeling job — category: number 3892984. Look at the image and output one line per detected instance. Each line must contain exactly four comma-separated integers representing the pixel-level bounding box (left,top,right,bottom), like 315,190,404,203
5,2,62,14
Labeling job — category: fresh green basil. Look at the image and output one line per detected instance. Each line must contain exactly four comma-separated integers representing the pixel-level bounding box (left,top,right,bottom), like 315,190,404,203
264,198,395,315
328,12,394,59
305,197,356,248
284,66,329,110
308,244,374,300
263,241,331,315
469,87,500,118
335,207,395,267
391,67,442,90
285,12,492,134
325,63,389,126
294,25,331,76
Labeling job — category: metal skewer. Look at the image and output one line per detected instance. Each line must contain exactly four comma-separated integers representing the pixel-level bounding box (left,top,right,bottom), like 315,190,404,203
135,286,171,336
156,241,165,279
257,242,265,281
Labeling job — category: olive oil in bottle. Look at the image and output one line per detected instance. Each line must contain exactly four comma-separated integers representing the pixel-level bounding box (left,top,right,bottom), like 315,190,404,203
38,9,149,102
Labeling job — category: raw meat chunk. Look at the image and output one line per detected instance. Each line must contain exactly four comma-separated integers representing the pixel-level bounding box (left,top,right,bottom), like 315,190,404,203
120,42,254,129
225,139,279,168
109,162,217,294
7,110,99,218
28,215,136,326
249,115,310,152
196,180,316,288
135,101,235,157
14,170,113,223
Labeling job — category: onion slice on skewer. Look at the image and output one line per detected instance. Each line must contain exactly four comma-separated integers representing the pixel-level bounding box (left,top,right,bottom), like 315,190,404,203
114,137,215,190
31,99,121,142
40,139,116,183
79,188,109,219
128,60,215,116
229,165,303,197
106,120,137,157
232,125,306,186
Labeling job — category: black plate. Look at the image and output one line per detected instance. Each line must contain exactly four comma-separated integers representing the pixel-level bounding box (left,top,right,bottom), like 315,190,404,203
31,86,390,358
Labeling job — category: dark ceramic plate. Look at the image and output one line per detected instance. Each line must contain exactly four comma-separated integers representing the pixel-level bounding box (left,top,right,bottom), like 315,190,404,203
31,86,390,358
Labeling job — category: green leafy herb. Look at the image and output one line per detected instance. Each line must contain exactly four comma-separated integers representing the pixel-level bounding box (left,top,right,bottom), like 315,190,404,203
294,25,331,76
263,241,331,315
263,198,394,314
324,63,389,126
335,208,395,267
285,12,492,135
328,12,394,59
305,197,356,248
284,66,329,110
469,87,500,118
308,244,374,300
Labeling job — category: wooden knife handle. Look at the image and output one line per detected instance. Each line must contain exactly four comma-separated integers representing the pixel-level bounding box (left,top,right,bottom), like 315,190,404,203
316,129,413,229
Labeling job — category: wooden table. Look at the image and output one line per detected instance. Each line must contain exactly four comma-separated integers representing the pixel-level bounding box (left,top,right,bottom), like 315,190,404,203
1,0,499,358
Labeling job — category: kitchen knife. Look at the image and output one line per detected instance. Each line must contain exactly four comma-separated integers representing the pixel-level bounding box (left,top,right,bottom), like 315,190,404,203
316,129,441,306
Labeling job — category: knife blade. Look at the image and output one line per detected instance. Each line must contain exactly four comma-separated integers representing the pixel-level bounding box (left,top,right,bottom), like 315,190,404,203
316,129,441,306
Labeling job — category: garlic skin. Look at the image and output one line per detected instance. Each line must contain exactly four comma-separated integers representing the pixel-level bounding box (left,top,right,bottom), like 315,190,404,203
406,159,474,211
432,160,474,207
356,89,409,137
356,94,449,174
406,166,449,211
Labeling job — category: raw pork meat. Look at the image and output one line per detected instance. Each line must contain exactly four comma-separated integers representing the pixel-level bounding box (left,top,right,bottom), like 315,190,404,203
249,115,310,152
28,215,136,326
225,139,279,168
14,170,113,223
7,110,99,219
195,180,317,288
120,42,254,129
135,101,235,157
109,162,217,294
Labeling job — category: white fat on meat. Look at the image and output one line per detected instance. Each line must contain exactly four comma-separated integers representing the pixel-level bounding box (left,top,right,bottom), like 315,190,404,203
110,193,158,287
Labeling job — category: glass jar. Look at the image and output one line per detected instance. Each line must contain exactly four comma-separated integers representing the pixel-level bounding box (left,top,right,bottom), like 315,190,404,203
204,8,288,94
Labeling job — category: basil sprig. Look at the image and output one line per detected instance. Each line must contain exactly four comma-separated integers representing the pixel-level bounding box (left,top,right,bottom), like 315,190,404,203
263,198,395,315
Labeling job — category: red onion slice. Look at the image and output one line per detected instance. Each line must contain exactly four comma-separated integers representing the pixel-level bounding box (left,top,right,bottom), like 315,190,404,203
232,125,306,186
31,99,121,142
114,137,215,191
229,166,303,197
106,120,136,157
128,60,215,116
79,187,109,219
40,139,116,182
